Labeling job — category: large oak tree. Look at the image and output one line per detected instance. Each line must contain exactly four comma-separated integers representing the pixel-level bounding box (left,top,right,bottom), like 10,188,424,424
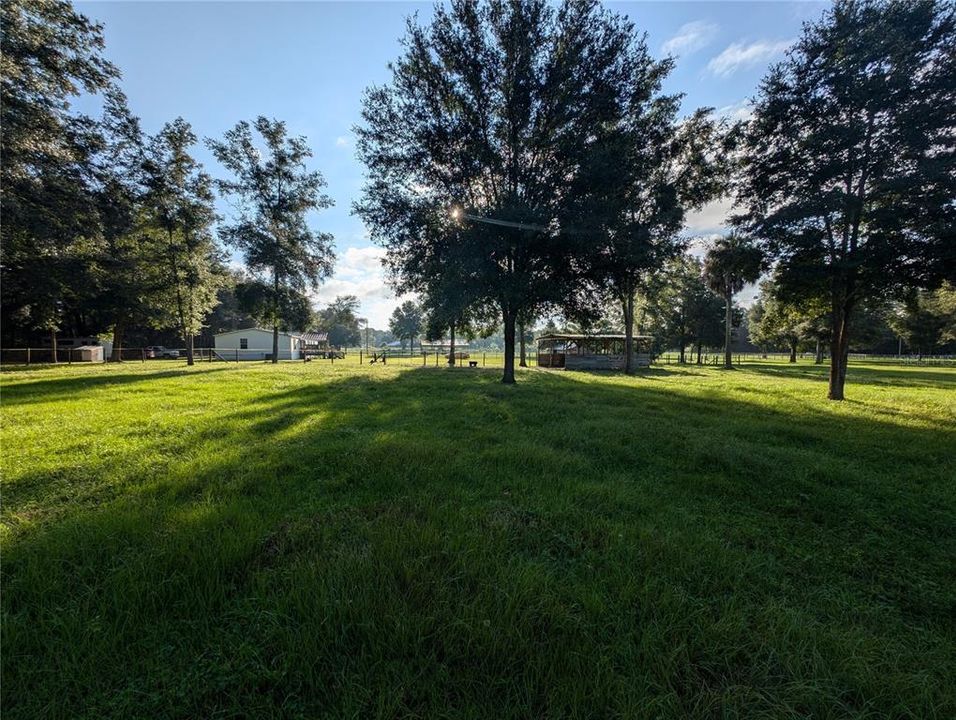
355,0,645,383
736,0,955,399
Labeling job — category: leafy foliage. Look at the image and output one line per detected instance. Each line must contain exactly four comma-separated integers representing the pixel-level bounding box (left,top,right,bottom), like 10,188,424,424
736,0,956,396
208,117,335,361
356,0,658,382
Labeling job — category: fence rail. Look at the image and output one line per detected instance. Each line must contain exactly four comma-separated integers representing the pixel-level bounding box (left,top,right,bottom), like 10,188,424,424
2,345,953,368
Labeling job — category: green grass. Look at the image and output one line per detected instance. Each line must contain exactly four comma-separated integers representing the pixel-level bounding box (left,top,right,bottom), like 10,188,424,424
2,360,954,719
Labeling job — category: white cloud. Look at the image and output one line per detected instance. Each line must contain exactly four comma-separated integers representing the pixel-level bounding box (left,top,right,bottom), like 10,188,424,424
685,199,734,235
707,39,792,78
335,135,350,148
661,21,719,57
309,244,413,328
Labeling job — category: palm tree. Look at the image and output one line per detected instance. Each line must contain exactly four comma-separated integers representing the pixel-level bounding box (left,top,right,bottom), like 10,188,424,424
703,234,763,368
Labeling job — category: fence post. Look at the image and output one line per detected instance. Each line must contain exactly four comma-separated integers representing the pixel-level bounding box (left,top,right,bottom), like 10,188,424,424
235,349,239,363
483,352,486,367
142,348,146,363
26,348,31,365
360,350,363,365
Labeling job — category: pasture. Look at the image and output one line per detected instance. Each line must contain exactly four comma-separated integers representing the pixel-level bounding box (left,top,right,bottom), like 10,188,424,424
2,360,955,719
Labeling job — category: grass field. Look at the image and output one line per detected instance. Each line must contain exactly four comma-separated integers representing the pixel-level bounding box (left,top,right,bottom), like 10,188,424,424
2,360,954,719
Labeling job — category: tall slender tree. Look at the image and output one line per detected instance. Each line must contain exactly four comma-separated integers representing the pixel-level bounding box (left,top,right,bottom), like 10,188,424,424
736,0,956,399
143,119,222,365
208,117,334,363
703,233,763,369
88,90,164,362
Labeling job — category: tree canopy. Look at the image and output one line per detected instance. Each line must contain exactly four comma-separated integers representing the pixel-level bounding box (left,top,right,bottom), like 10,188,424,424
356,0,659,383
736,0,956,397
208,117,335,363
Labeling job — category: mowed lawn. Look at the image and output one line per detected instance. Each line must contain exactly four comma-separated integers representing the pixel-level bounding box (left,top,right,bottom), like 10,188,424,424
2,360,954,719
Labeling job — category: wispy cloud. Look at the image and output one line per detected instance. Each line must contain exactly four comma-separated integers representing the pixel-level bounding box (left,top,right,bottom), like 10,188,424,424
661,21,719,56
335,135,350,148
707,39,792,77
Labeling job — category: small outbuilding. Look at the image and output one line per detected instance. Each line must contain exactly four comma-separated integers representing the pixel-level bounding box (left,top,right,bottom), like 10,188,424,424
214,328,303,361
73,345,104,362
536,333,653,370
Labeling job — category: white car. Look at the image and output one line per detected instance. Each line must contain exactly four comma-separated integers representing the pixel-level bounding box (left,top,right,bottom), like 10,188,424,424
145,346,180,359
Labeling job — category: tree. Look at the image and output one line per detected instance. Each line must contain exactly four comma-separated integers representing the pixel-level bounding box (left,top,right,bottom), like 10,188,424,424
89,90,170,362
201,268,258,341
208,117,335,363
142,119,222,365
0,0,118,354
389,301,423,352
316,295,362,348
356,0,646,383
888,285,956,358
646,255,722,363
736,0,956,399
749,281,806,363
575,89,732,372
703,233,763,368
235,282,314,337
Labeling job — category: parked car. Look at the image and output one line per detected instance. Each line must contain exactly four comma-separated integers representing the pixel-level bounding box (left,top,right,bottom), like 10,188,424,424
145,346,180,359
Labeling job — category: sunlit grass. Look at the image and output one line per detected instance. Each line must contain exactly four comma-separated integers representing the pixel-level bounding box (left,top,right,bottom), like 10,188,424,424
2,360,954,718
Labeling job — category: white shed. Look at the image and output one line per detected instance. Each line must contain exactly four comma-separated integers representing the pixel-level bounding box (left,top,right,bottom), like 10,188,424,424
73,345,104,362
214,328,303,361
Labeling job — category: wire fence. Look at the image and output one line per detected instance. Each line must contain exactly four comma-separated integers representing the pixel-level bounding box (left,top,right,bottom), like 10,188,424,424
2,346,953,368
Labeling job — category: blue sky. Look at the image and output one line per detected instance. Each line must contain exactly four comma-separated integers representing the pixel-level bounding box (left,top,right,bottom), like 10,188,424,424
76,1,825,326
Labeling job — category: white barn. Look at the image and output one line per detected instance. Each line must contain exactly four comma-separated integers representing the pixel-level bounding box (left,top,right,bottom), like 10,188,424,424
214,328,303,361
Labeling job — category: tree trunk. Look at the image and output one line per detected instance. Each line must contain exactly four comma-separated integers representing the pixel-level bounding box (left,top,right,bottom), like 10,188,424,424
696,342,702,365
50,328,58,364
724,289,733,369
815,338,823,364
272,324,279,364
678,336,686,364
789,341,797,363
518,320,527,368
448,322,456,366
623,293,635,374
502,308,517,384
828,302,851,400
187,335,195,366
111,322,124,363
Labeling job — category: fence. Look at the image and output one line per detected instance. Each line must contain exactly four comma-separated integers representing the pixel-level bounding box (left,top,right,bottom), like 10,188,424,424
3,345,953,368
0,347,220,365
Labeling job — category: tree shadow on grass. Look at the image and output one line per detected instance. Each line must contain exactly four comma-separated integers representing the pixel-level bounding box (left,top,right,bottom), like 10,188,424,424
3,367,955,719
0,366,235,405
740,361,956,389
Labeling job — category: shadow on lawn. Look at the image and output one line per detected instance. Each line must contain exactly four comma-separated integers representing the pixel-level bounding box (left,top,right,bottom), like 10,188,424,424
0,366,234,405
3,366,955,718
740,361,956,388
